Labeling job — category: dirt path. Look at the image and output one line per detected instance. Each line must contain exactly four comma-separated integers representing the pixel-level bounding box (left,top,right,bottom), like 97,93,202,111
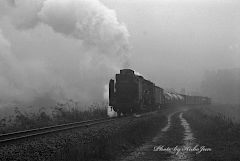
167,111,196,161
117,107,197,161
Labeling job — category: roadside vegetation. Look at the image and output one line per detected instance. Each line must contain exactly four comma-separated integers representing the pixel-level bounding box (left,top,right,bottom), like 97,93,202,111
0,112,166,161
0,101,107,134
184,106,240,161
202,104,240,123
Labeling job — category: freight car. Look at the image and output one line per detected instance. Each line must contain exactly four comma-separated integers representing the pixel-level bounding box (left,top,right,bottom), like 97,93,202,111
109,69,211,116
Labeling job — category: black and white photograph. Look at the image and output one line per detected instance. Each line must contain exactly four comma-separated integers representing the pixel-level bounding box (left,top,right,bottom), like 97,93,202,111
0,0,240,160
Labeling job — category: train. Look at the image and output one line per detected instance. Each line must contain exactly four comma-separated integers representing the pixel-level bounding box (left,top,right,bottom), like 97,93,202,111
109,69,211,116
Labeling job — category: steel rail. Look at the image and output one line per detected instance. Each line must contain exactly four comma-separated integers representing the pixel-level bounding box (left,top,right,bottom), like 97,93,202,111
0,117,124,144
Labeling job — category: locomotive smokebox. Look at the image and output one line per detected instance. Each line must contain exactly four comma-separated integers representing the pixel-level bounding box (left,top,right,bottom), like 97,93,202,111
109,79,115,106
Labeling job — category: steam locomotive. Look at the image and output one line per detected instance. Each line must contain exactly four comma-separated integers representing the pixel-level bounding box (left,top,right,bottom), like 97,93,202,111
109,69,211,116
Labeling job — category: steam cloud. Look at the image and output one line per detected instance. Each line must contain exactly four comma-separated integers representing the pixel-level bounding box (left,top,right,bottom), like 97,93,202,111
0,0,130,108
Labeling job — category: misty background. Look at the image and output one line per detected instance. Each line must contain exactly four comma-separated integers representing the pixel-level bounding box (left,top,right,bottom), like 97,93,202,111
102,0,240,104
0,0,239,112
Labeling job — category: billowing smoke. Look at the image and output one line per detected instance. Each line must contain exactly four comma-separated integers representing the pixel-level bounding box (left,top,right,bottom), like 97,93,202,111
0,0,130,108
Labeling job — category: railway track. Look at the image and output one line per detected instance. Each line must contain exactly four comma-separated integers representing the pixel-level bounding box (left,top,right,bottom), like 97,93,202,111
0,116,124,144
0,110,158,144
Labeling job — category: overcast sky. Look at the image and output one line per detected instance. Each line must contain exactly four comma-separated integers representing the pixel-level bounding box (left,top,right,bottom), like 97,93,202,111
0,0,239,107
101,0,240,92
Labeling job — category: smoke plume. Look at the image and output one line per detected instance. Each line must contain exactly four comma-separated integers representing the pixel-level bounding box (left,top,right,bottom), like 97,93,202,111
0,0,130,108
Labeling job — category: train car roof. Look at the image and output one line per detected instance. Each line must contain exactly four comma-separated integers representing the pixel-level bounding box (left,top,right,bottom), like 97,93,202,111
164,92,174,99
154,85,163,90
176,94,184,100
171,93,178,99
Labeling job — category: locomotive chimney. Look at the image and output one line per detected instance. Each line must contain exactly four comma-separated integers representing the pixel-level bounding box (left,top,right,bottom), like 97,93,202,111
120,69,134,75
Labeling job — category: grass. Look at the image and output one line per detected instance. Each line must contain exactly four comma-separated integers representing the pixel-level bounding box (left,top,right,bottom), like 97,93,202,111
0,113,167,161
51,113,167,161
0,101,108,134
202,104,240,123
184,107,240,161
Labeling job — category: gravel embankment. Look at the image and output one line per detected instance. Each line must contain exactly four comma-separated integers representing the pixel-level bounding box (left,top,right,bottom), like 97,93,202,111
0,112,167,161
